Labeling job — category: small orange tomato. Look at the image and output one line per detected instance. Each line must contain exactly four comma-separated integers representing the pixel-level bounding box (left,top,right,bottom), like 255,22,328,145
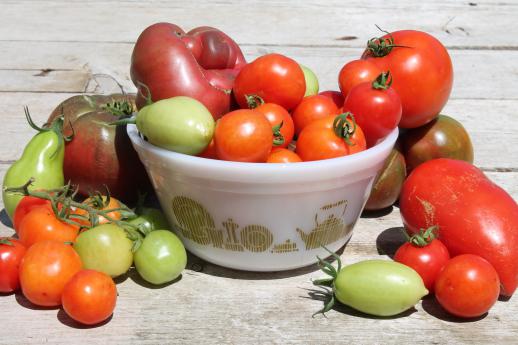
266,148,302,163
62,269,117,325
72,196,122,227
292,95,339,137
255,103,295,149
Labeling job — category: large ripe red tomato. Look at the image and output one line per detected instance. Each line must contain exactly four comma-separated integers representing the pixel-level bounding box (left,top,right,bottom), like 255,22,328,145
19,241,83,307
0,238,27,293
343,72,402,147
233,53,305,110
254,103,294,149
318,91,344,109
292,95,339,136
12,195,50,233
400,158,518,296
214,109,273,162
295,114,366,161
362,30,453,128
338,59,382,99
18,205,79,248
62,270,117,325
435,254,500,318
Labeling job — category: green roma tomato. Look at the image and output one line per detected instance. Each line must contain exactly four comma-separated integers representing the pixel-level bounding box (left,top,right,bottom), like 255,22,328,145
74,224,133,278
300,64,319,97
136,96,215,155
401,114,474,172
134,230,187,285
365,146,406,210
128,207,170,233
334,260,428,316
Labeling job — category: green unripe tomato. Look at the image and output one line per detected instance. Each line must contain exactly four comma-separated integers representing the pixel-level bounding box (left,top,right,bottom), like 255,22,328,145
300,64,319,97
128,207,170,233
334,260,428,316
74,224,133,278
134,230,187,285
136,96,215,155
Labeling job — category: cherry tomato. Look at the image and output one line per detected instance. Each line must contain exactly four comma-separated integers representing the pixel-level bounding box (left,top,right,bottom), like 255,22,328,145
318,90,344,108
362,30,453,128
72,195,122,227
343,72,402,147
233,53,305,110
255,103,294,149
12,195,50,233
394,227,450,292
338,59,382,98
18,205,79,248
214,109,273,162
435,254,500,318
62,270,117,325
0,238,26,293
19,241,82,307
292,95,339,136
266,148,302,163
295,114,366,161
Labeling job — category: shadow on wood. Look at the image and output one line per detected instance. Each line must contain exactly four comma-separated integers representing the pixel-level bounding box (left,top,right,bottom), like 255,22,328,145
15,292,59,311
128,266,182,289
0,208,13,229
421,295,488,322
57,308,113,329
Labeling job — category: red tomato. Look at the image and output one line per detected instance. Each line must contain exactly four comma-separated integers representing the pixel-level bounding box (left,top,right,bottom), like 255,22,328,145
338,59,382,98
18,205,79,248
62,270,117,325
295,114,366,161
362,30,453,128
19,241,82,307
198,139,217,159
435,254,500,318
0,238,27,293
343,72,402,147
233,53,305,110
317,90,344,109
400,158,518,296
266,148,302,163
12,195,50,233
292,95,339,136
214,109,273,162
394,227,450,292
255,103,294,149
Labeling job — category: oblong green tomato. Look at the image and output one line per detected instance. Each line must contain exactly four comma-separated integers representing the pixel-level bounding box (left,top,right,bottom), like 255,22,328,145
334,260,428,316
136,96,215,155
128,207,170,233
134,230,187,285
300,64,319,97
74,224,133,278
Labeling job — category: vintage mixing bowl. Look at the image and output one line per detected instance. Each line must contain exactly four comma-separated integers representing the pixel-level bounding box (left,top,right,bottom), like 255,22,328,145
127,125,398,271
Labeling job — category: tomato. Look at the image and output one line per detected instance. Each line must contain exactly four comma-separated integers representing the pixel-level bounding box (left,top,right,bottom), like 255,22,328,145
435,254,500,318
401,114,474,172
400,158,518,296
362,30,453,128
12,195,50,233
365,146,406,210
394,227,450,292
343,72,402,147
19,241,82,307
62,270,117,325
72,195,122,227
295,114,366,161
74,224,133,278
134,230,187,285
292,95,339,136
300,64,319,96
255,103,294,149
318,91,344,108
338,59,382,98
136,96,215,155
0,238,26,293
18,205,79,248
198,139,217,159
233,53,305,110
266,148,302,163
214,109,273,162
128,207,170,232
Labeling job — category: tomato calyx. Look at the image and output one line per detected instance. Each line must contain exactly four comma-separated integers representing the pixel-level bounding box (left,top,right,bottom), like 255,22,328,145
272,121,285,146
245,94,265,109
311,246,343,316
102,99,135,118
365,25,409,57
406,226,438,247
333,112,357,146
372,71,393,90
0,238,14,246
26,106,72,157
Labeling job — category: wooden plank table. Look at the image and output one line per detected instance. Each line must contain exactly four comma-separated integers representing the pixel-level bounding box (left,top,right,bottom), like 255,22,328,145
1,1,517,344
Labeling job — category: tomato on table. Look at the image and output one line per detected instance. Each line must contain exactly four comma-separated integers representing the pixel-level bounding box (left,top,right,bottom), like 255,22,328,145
62,269,117,325
338,59,382,98
266,148,302,163
71,195,122,227
19,241,82,307
292,95,340,136
0,238,27,293
255,103,294,149
12,195,50,233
